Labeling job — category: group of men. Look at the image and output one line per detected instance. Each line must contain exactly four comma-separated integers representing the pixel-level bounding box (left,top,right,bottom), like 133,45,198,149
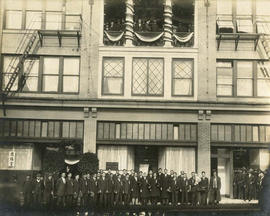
233,168,265,201
22,168,222,210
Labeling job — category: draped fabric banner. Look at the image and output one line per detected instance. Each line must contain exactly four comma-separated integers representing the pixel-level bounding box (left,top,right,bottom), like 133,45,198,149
135,32,164,42
173,32,194,43
104,31,124,42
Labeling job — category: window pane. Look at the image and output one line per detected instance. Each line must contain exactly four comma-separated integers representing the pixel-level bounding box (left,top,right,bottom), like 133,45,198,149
24,59,39,76
148,59,163,95
43,58,59,74
236,19,253,33
65,15,81,30
103,78,123,94
258,62,270,78
23,76,38,92
63,58,80,75
217,0,232,15
217,85,232,96
253,126,259,142
26,11,42,29
43,76,59,92
236,0,252,15
3,56,19,72
26,0,43,10
217,68,233,85
66,0,82,14
63,76,79,93
2,74,18,91
6,11,22,29
173,79,192,95
45,0,63,11
173,60,192,78
133,59,147,94
46,12,62,30
257,80,270,97
5,0,23,10
173,126,179,140
237,62,253,78
256,0,270,16
237,79,253,96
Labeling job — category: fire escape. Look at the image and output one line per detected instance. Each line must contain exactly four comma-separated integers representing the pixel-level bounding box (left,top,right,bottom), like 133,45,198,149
0,16,81,116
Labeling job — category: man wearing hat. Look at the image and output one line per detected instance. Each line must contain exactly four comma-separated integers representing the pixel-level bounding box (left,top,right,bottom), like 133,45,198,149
56,172,66,208
32,173,44,208
43,173,54,209
22,174,33,208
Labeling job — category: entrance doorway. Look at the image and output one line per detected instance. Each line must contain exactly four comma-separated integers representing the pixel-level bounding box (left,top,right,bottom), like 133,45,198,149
135,146,158,173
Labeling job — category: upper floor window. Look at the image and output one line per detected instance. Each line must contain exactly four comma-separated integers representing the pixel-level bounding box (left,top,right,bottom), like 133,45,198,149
132,58,164,96
102,58,124,95
216,60,270,97
4,0,81,30
172,59,193,96
1,55,80,94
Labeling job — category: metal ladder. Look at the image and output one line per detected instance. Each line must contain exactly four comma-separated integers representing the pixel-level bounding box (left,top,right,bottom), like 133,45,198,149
1,28,40,115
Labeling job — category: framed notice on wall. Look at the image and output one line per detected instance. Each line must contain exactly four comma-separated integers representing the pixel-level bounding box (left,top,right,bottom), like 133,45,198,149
8,151,16,168
106,162,118,170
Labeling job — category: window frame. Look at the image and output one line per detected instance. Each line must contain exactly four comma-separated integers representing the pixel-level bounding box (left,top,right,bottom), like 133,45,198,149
132,57,164,97
216,60,270,98
216,60,234,97
171,58,194,97
4,10,23,30
62,57,80,94
102,57,125,96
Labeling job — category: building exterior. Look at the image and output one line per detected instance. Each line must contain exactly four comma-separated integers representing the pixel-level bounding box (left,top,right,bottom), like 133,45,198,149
0,0,270,198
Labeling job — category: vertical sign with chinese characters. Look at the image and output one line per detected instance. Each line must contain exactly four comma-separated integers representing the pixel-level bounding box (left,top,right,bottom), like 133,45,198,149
8,151,16,168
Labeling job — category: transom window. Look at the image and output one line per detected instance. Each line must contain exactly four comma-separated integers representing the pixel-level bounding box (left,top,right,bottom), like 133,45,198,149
172,59,193,96
132,58,164,96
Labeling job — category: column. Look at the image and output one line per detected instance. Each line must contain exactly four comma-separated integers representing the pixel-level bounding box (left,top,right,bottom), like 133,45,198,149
83,108,97,153
197,122,211,177
125,0,134,46
163,0,173,47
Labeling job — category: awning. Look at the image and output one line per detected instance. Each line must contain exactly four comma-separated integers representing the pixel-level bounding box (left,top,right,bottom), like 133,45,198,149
237,19,253,33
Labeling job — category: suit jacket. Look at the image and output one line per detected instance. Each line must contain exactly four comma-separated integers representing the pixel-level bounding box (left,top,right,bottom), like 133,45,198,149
66,178,74,195
80,178,88,195
88,177,97,193
122,179,130,194
130,177,140,197
209,176,221,202
161,174,171,198
140,177,149,198
113,179,123,194
56,178,66,196
23,180,33,194
209,176,221,190
73,179,80,195
199,177,209,191
33,180,44,195
97,178,107,193
44,179,54,195
179,178,189,191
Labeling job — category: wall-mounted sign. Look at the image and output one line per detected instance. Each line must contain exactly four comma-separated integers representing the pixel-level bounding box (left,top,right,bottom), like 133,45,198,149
8,151,16,168
106,162,118,171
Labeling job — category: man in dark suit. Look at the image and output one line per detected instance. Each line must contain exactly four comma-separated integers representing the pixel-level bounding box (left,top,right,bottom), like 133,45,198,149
114,175,123,206
66,173,74,208
105,173,114,207
199,171,209,205
43,173,54,209
161,169,170,205
209,170,221,205
56,172,66,208
32,173,44,208
122,175,131,206
170,172,180,206
189,172,198,206
140,172,150,206
88,174,97,208
97,173,108,207
22,175,33,208
246,169,255,201
80,174,88,208
73,174,81,207
179,173,189,204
